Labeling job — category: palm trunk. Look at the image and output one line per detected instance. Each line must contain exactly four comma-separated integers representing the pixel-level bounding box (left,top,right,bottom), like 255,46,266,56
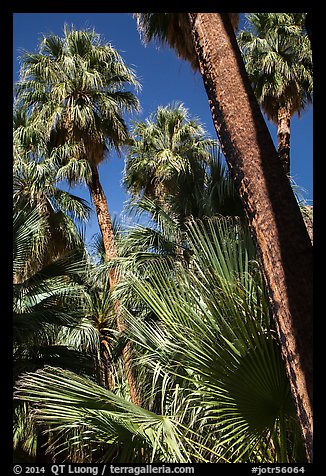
277,107,291,176
188,13,313,461
89,166,142,406
301,205,313,244
88,166,118,266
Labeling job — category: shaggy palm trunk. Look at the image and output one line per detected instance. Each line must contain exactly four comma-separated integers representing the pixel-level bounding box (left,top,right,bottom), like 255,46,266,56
277,107,291,176
89,166,142,406
188,13,313,461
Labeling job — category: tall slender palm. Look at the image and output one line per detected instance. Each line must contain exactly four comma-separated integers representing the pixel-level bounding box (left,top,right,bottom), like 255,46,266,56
237,13,313,175
15,24,142,405
133,13,313,460
15,24,140,279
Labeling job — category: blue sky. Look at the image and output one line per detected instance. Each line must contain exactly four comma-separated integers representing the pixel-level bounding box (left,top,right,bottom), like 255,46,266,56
13,12,313,246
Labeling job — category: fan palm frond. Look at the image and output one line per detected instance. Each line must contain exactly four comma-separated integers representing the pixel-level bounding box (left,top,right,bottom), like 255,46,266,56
120,216,304,462
15,366,194,463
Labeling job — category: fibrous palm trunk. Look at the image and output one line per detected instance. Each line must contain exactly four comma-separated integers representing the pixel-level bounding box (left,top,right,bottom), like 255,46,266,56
188,12,313,461
277,107,291,176
89,166,142,406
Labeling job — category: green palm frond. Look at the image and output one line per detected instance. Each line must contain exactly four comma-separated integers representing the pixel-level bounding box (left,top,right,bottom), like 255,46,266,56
15,366,193,463
13,203,92,364
13,214,305,462
14,113,92,233
13,205,50,280
124,102,216,204
124,105,243,223
14,403,38,462
120,216,304,462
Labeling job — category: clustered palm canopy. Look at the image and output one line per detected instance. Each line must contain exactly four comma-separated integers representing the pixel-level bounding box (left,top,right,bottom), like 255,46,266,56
15,24,140,185
237,13,313,122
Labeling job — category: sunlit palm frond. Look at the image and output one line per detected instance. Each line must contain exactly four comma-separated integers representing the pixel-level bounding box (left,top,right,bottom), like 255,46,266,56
124,102,216,208
120,216,304,462
15,25,140,171
15,366,193,463
124,105,244,224
13,205,50,281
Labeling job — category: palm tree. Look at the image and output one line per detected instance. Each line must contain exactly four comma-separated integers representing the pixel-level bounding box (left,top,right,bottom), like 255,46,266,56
13,106,99,380
237,13,313,176
15,24,142,405
133,13,313,460
125,103,213,204
125,102,244,225
15,24,140,283
13,206,92,375
73,262,128,392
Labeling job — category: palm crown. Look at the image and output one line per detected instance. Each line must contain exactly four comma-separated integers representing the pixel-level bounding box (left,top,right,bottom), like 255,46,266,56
237,13,313,174
15,24,140,182
125,102,215,202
